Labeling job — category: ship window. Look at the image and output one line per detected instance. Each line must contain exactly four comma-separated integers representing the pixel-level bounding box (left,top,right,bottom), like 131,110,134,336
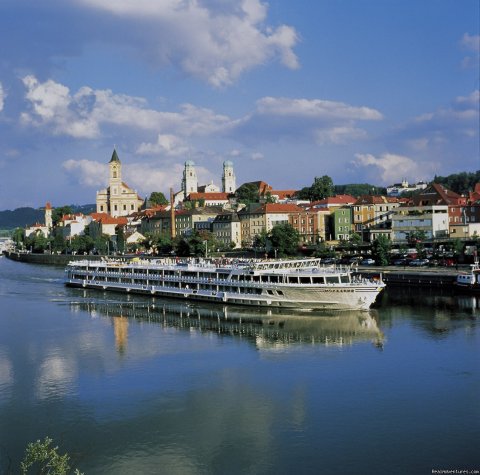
312,276,325,284
340,275,350,283
266,289,274,295
252,275,260,282
276,290,284,296
326,276,339,284
261,275,269,282
270,275,278,283
288,276,299,284
300,277,311,284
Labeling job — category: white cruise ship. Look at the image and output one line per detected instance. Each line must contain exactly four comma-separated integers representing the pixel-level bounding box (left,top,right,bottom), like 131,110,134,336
65,257,385,311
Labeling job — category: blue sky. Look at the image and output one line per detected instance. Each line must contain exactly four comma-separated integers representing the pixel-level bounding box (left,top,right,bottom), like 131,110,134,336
0,0,478,210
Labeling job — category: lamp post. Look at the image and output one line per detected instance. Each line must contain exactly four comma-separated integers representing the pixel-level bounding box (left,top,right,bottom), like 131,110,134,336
204,240,208,258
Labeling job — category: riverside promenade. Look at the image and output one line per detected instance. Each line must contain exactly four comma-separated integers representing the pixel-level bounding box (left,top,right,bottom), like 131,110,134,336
4,251,463,288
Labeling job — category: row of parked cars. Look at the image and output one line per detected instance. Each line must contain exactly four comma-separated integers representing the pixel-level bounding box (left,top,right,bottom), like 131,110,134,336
322,255,457,267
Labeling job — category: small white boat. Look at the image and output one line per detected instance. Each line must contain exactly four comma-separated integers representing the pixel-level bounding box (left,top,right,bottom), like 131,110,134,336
65,257,385,311
454,259,480,294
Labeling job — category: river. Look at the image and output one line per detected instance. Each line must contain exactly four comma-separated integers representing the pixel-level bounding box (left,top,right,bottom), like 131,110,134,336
0,257,478,474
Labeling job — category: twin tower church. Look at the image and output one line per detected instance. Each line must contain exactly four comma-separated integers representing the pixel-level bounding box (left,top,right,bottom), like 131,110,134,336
96,150,236,217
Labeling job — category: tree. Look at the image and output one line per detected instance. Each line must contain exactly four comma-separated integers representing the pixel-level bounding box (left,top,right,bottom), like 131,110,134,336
148,192,169,207
52,233,67,253
12,227,25,247
371,235,391,266
20,436,83,475
52,206,73,225
235,183,260,204
296,176,334,202
269,224,300,257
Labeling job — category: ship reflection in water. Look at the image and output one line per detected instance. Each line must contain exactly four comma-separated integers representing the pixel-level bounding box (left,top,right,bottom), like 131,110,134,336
70,296,385,352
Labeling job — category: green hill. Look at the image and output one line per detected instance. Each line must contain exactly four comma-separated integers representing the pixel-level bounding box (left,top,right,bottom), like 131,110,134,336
0,204,96,230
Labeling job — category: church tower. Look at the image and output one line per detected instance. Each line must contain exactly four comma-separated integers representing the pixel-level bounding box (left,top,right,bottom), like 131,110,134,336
45,202,52,231
109,149,122,198
96,149,143,217
182,160,198,196
222,160,236,193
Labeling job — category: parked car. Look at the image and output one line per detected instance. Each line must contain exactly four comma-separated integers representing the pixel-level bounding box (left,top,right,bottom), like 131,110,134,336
360,258,375,265
348,256,363,264
393,258,407,266
409,258,429,266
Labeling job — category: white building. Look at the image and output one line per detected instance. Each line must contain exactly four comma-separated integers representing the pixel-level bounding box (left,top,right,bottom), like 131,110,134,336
387,180,428,197
96,150,144,217
182,160,198,196
222,160,236,193
391,205,449,242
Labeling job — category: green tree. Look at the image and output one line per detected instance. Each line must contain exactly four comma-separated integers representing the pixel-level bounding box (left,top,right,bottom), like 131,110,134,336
52,206,73,225
148,191,169,206
296,176,334,201
253,229,269,252
269,224,300,257
371,235,391,266
70,235,94,254
25,233,49,253
94,234,110,254
20,436,83,475
52,233,66,253
117,227,126,253
235,183,260,204
12,227,25,247
313,241,335,258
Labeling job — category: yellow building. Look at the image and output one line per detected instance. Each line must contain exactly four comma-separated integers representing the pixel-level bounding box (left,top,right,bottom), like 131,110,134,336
96,149,143,217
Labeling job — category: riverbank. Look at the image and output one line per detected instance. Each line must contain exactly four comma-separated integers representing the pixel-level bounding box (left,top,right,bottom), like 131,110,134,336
3,251,104,266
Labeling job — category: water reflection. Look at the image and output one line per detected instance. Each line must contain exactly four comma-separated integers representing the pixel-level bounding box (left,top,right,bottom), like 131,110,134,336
70,297,385,352
382,286,480,315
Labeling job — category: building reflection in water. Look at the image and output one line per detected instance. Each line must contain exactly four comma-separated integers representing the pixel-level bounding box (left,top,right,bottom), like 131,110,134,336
70,297,385,353
113,316,129,354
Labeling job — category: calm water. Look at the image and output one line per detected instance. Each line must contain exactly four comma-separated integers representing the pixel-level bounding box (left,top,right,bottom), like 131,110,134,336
0,257,478,475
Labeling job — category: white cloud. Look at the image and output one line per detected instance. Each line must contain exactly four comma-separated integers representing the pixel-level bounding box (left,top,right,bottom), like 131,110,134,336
352,153,435,185
21,75,234,139
74,0,299,87
136,134,190,156
461,33,480,52
460,33,480,69
250,152,264,161
233,96,383,145
63,159,108,187
0,82,5,111
256,97,383,120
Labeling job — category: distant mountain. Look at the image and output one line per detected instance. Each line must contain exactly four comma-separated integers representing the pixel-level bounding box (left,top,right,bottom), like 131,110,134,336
0,204,96,229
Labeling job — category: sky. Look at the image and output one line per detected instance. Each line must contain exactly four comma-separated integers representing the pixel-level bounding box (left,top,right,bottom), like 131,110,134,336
0,0,478,210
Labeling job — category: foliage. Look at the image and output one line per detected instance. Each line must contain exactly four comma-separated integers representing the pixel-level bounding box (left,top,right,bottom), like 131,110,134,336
94,234,110,254
70,235,94,254
334,183,387,196
20,436,83,475
313,242,335,258
296,176,334,201
371,235,391,266
349,232,363,246
148,191,169,206
116,227,126,253
269,224,300,257
12,227,25,245
25,233,49,253
433,170,480,195
235,183,260,204
52,206,73,225
253,229,269,250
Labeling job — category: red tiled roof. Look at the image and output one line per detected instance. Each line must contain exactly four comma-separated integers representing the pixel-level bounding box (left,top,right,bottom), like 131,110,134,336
264,203,304,213
270,189,296,199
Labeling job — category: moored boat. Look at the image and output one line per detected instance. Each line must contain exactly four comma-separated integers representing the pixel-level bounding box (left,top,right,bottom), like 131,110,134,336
454,260,480,293
65,257,385,311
